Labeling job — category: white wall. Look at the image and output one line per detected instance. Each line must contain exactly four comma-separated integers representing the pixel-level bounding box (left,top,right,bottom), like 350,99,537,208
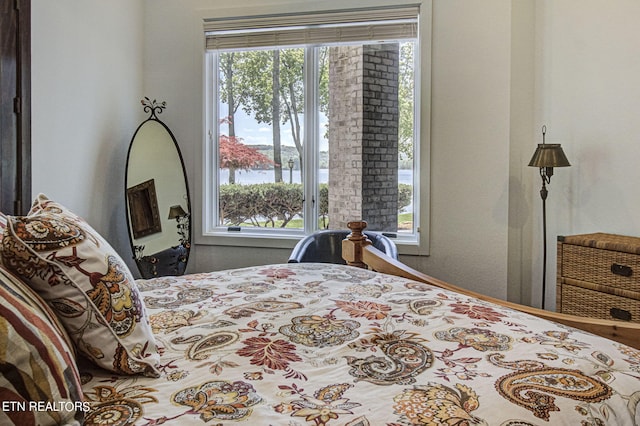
530,0,640,309
31,0,145,272
421,0,513,299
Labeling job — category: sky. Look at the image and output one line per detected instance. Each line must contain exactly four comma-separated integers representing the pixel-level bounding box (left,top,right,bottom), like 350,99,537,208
219,102,329,151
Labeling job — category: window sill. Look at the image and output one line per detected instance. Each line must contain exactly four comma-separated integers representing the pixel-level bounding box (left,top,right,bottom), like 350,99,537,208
194,230,427,256
196,231,302,249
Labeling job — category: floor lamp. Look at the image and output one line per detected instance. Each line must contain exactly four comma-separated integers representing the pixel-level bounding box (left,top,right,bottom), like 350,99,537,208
528,126,570,309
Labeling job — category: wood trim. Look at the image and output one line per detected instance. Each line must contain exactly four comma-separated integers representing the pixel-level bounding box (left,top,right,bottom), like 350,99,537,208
343,221,640,350
17,0,31,215
0,0,31,215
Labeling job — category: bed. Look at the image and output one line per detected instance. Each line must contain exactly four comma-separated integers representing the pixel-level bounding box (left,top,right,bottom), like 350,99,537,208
1,198,639,425
78,263,640,425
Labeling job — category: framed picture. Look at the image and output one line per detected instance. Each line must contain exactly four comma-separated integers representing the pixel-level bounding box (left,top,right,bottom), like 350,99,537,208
127,179,162,239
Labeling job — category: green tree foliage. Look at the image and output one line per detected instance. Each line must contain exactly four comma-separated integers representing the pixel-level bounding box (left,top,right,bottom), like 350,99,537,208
398,42,415,160
220,42,414,172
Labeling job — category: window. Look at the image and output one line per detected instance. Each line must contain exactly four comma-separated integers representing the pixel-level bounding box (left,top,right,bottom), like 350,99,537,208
203,6,422,247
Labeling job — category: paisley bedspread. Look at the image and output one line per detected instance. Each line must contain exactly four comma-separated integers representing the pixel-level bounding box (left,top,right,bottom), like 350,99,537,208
79,263,640,425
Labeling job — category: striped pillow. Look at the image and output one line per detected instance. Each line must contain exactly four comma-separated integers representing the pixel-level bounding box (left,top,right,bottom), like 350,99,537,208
0,265,85,425
0,212,6,249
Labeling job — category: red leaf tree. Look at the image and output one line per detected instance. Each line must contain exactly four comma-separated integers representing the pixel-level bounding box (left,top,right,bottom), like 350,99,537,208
219,117,273,184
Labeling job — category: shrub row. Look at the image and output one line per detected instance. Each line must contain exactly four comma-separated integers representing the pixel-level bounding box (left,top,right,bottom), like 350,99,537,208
220,183,412,227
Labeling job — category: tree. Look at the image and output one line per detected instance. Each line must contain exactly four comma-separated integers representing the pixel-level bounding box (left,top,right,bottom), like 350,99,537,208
220,52,259,133
398,42,415,160
279,49,305,176
218,42,412,177
272,50,283,182
219,119,273,184
233,49,306,183
219,52,259,182
220,53,238,136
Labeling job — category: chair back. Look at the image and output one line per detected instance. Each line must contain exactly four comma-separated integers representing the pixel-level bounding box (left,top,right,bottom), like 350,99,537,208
288,230,397,264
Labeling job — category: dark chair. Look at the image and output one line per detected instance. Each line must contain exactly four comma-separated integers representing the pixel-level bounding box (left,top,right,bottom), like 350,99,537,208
288,230,398,264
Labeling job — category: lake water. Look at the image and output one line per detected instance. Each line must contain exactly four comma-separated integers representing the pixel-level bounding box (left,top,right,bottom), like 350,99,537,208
219,168,414,185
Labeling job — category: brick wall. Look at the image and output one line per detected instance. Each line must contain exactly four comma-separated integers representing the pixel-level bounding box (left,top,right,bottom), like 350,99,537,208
328,44,399,231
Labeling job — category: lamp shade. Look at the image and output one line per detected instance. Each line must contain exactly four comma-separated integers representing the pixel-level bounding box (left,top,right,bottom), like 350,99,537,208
528,144,571,168
168,204,187,220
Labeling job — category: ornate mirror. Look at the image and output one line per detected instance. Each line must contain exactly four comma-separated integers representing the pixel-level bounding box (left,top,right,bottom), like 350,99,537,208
125,98,191,278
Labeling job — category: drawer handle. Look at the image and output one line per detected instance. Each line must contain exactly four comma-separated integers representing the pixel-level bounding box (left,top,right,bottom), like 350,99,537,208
611,263,633,277
610,307,632,321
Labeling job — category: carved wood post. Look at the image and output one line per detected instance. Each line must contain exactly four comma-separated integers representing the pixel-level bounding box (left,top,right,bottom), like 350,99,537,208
342,220,371,268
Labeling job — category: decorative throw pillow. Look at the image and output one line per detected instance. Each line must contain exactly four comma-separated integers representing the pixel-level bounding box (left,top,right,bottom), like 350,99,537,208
1,194,160,377
0,212,6,249
0,265,85,426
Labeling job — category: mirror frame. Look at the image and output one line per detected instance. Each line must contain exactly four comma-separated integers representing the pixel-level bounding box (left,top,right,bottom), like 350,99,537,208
125,98,191,278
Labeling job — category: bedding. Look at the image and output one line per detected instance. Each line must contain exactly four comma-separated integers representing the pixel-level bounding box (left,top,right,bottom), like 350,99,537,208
78,262,640,425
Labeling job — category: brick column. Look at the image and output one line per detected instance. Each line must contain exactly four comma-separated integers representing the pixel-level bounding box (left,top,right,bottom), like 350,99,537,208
328,46,363,225
328,44,399,231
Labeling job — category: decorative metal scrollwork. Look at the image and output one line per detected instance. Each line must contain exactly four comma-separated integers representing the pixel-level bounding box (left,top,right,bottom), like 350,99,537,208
140,97,167,119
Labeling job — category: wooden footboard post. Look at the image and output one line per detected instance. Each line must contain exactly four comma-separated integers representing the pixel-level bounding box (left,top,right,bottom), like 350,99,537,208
342,221,371,268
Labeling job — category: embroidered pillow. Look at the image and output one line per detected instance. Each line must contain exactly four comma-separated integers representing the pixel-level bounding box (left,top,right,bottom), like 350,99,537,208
1,194,160,377
0,265,85,425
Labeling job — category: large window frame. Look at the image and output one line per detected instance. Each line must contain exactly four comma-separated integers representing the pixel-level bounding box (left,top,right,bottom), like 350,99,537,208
205,47,323,240
200,4,430,255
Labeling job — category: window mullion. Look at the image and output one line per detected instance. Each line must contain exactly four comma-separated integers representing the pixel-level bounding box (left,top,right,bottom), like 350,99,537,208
411,42,421,237
303,47,319,233
205,51,220,233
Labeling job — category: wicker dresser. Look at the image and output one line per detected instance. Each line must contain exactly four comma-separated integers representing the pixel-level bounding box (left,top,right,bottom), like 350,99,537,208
556,233,640,323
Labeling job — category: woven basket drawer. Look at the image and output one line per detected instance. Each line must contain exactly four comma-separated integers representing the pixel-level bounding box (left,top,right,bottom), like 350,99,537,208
559,283,640,323
561,244,640,292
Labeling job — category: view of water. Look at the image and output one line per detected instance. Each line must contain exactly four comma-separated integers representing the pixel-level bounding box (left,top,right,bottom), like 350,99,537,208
219,168,414,185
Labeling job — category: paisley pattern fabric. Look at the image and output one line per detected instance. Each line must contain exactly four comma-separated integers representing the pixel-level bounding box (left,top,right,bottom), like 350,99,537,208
76,263,640,425
1,194,160,377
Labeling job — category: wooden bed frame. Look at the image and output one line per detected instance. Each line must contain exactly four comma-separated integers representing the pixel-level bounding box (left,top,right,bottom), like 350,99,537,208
342,221,640,350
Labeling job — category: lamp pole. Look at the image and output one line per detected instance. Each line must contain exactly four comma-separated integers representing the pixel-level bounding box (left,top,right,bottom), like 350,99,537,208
539,168,549,310
528,126,570,310
288,158,294,184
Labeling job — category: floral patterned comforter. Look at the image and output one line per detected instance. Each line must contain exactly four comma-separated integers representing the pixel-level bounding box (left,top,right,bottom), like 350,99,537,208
80,263,640,425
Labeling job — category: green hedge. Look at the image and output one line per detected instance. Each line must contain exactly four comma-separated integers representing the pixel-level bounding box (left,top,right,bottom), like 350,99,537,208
220,183,412,227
